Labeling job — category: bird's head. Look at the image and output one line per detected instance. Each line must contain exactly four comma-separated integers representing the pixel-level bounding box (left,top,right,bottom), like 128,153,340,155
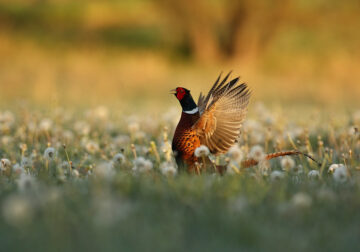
170,87,191,101
170,87,198,113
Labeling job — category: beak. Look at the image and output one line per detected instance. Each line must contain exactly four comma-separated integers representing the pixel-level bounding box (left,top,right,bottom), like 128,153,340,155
170,89,177,95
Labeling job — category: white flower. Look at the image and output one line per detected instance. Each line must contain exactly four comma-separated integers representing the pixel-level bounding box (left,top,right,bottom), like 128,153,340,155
113,153,125,165
17,173,37,193
72,169,80,177
160,162,177,176
1,158,11,171
328,164,341,174
270,170,285,181
348,126,357,136
2,195,33,226
291,192,312,209
281,156,295,172
227,145,243,163
333,164,348,183
39,118,53,131
194,145,210,158
44,147,56,160
308,170,320,180
132,157,153,173
248,145,265,162
85,141,99,154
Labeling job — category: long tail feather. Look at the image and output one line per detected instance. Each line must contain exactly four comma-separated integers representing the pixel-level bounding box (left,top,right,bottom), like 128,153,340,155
241,150,321,168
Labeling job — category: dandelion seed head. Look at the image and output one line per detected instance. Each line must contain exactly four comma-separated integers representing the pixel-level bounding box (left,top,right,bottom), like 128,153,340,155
1,158,11,171
308,170,320,180
228,145,243,163
348,126,357,136
249,145,265,162
113,153,125,164
44,147,56,160
39,118,53,131
281,156,295,172
333,164,348,183
85,141,99,154
72,169,80,177
328,164,340,174
132,157,153,173
160,162,177,176
194,145,210,158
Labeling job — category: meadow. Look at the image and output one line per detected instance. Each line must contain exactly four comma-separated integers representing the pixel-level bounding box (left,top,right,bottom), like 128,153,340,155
1,0,360,251
0,102,359,251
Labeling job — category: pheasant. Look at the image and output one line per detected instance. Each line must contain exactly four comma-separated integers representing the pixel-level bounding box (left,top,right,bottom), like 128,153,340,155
171,72,320,173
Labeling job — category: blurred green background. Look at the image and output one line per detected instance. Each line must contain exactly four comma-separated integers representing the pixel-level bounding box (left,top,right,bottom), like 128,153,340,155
0,0,359,108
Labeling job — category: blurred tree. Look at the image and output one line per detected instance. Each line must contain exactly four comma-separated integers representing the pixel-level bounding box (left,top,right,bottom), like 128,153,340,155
154,0,290,62
221,0,291,60
155,0,220,62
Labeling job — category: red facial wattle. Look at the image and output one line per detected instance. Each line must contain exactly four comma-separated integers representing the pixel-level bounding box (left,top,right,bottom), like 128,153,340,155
176,88,186,100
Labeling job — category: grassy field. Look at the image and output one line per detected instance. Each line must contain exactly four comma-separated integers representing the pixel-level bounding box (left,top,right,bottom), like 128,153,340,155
0,103,359,251
1,0,360,251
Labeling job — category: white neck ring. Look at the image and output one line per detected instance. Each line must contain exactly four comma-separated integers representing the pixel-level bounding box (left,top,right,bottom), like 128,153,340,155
183,107,199,114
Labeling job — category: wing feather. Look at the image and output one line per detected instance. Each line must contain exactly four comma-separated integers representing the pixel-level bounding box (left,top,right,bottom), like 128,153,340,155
193,72,251,154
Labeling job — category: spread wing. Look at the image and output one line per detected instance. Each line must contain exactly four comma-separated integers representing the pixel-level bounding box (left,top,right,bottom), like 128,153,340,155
194,72,251,154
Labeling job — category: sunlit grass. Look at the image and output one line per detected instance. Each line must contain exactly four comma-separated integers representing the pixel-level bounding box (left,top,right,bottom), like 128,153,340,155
0,103,359,251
